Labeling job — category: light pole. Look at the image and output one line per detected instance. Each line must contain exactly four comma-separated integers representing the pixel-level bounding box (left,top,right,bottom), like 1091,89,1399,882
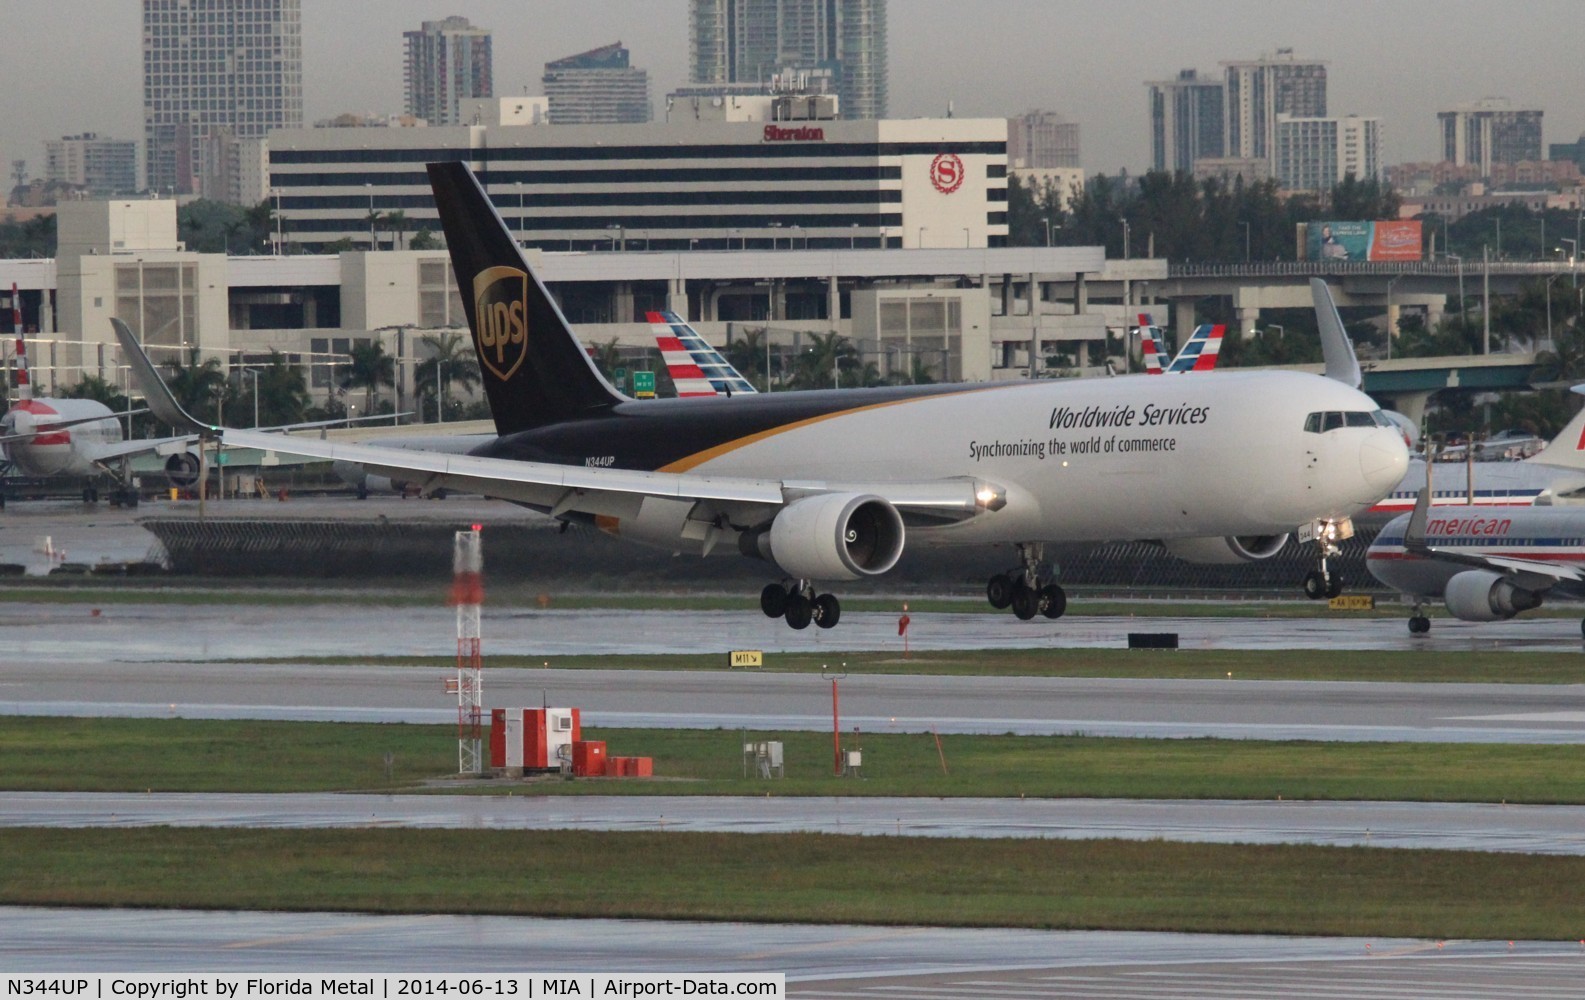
1383,274,1404,361
1448,253,1465,341
1042,219,1051,247
1239,221,1251,262
516,183,525,245
850,223,858,249
606,223,624,251
1265,323,1284,339
769,221,783,249
365,183,375,250
1545,272,1563,352
962,227,970,247
435,358,446,424
917,226,925,248
1120,217,1130,260
1564,238,1580,290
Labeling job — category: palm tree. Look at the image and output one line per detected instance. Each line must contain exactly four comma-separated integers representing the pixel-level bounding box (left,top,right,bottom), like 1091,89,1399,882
161,348,227,426
240,350,310,427
726,327,768,390
339,341,395,415
412,332,481,421
789,330,859,389
384,209,408,250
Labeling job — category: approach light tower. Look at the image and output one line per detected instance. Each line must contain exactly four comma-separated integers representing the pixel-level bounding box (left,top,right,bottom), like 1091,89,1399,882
451,526,484,774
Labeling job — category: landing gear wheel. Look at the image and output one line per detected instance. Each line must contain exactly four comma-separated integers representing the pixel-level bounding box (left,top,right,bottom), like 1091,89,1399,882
1409,615,1431,635
760,583,788,618
784,594,813,630
1011,584,1039,621
986,573,1014,610
1325,573,1344,599
814,593,841,629
1303,570,1329,600
1039,584,1067,619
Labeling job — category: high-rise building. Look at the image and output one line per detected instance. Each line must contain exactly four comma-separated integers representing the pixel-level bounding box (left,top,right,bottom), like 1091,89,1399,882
142,0,303,197
45,134,139,196
688,0,887,120
1439,98,1543,176
543,42,652,124
404,16,493,126
1146,70,1225,174
1275,114,1379,193
1008,111,1080,169
1222,50,1326,163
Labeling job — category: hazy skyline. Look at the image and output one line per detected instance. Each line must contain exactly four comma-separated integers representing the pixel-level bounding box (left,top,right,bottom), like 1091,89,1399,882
5,0,1584,191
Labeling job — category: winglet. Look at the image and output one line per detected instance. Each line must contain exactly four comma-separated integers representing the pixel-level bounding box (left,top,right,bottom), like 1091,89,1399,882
111,318,211,434
1311,278,1362,389
1404,482,1432,553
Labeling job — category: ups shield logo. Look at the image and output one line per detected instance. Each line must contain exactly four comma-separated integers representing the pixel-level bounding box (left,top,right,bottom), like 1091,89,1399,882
473,266,529,381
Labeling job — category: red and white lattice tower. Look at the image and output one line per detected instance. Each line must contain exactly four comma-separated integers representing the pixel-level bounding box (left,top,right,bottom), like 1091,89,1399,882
450,526,484,774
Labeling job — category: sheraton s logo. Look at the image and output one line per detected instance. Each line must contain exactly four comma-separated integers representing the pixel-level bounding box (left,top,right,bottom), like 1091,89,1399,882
473,266,529,381
930,152,965,194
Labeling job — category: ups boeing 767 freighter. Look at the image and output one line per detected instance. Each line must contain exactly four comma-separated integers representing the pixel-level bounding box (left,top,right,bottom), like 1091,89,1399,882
116,163,1408,629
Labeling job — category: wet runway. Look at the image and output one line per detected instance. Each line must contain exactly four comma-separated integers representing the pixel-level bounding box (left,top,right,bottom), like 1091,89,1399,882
8,791,1585,855
3,907,1580,997
7,657,1585,742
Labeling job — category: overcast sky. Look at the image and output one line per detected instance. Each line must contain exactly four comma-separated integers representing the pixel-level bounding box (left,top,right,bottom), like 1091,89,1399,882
5,0,1584,187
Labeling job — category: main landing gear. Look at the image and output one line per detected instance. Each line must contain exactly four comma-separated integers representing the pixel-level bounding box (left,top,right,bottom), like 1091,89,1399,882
986,542,1066,621
761,580,841,630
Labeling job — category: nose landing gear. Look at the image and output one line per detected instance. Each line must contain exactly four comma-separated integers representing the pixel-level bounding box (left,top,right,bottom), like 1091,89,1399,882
1301,518,1351,600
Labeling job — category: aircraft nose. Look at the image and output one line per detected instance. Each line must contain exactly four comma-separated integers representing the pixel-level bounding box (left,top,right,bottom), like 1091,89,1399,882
1360,428,1410,498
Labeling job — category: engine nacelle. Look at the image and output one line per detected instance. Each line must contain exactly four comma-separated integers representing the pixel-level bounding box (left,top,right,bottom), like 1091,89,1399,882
1443,570,1544,622
1161,534,1289,565
164,452,200,487
761,493,905,581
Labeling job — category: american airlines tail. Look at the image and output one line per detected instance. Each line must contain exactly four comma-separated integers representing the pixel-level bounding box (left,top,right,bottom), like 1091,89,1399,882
1136,314,1167,374
648,311,757,397
1526,386,1585,470
427,161,624,436
1163,324,1226,373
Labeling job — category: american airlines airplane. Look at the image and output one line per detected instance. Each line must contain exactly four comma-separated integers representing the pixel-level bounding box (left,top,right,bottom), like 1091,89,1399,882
0,337,198,506
117,163,1409,629
1367,482,1585,635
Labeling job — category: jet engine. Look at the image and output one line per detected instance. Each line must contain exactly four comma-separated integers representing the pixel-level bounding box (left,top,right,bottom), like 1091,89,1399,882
1442,570,1544,622
163,452,201,487
751,492,905,581
1161,534,1289,565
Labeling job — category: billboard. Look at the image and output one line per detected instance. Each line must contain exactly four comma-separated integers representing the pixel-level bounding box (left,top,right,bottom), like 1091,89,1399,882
1303,220,1422,262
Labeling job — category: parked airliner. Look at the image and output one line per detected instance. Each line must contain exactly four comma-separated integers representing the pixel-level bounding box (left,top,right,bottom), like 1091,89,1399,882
117,164,1408,629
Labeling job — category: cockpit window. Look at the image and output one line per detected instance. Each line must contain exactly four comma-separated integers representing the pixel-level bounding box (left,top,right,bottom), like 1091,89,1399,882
1305,410,1388,434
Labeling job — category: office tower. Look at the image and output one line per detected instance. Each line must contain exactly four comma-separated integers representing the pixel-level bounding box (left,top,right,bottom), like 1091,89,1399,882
142,0,303,197
543,42,652,124
404,16,493,126
1439,99,1543,176
688,0,887,119
45,134,139,196
1275,114,1379,193
1008,111,1080,169
1147,69,1225,173
1222,49,1326,163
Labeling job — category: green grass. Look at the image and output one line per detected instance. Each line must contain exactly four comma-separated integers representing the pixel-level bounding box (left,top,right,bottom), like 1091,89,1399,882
204,647,1585,685
6,717,1585,803
5,828,1583,939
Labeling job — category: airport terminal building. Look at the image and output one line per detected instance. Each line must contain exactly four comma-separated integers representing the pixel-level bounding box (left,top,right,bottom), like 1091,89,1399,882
1,112,1161,408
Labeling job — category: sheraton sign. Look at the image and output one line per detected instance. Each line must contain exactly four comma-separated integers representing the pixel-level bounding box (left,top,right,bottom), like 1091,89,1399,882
763,124,825,141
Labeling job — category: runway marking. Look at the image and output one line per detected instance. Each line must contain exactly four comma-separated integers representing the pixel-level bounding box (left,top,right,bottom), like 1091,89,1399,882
222,914,440,950
1449,712,1585,723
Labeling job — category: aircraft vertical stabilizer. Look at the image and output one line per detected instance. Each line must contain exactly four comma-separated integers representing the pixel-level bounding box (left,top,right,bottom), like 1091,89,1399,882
426,162,624,436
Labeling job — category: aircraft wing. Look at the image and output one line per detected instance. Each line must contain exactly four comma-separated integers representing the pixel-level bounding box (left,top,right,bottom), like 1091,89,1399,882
114,315,1002,523
215,426,998,521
